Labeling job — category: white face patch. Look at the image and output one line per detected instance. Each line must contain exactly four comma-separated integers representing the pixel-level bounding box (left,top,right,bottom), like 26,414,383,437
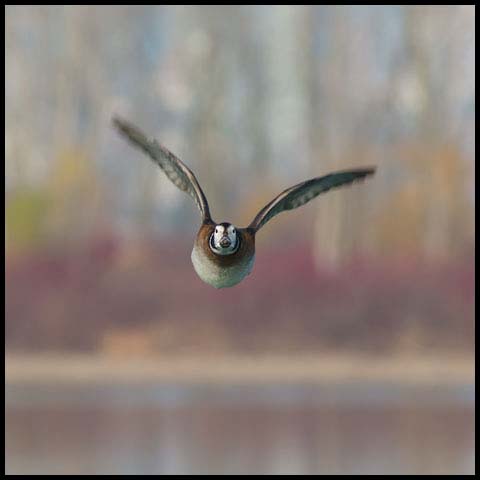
213,225,225,246
211,224,238,255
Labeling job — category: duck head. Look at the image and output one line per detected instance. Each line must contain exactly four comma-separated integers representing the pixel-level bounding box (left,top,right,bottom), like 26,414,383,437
209,222,239,255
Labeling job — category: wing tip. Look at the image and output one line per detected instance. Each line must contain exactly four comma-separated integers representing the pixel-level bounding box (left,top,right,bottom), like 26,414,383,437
344,166,377,182
348,167,376,186
352,166,377,177
325,166,377,179
111,114,130,133
111,115,149,147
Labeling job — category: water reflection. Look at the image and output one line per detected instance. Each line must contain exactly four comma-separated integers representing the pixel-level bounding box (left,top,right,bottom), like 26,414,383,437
6,383,474,475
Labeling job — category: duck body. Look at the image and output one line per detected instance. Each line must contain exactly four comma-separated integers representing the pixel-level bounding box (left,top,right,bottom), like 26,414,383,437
191,223,255,288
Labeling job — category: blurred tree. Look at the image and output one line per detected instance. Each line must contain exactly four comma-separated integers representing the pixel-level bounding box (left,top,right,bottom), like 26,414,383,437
401,6,473,258
4,5,475,258
47,148,106,245
6,189,51,253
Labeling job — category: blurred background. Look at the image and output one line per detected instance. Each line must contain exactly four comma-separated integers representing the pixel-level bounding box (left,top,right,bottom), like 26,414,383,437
5,5,475,475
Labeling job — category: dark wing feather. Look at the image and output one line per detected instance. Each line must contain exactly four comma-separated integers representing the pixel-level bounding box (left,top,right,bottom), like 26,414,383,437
248,168,376,232
112,116,211,221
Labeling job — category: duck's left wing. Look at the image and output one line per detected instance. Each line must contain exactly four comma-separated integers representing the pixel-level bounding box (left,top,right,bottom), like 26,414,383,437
248,168,376,232
113,116,212,222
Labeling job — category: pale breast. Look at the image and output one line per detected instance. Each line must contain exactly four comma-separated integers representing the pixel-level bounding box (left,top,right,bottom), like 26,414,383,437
191,244,255,289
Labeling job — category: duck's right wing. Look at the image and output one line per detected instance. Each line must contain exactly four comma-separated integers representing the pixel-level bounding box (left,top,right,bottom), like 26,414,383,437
248,168,376,232
113,116,212,222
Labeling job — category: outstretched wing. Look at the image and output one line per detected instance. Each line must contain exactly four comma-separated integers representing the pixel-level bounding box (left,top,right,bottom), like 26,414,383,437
248,168,376,232
112,116,211,222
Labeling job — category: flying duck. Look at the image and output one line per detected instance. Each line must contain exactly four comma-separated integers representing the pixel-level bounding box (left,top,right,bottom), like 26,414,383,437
113,116,375,288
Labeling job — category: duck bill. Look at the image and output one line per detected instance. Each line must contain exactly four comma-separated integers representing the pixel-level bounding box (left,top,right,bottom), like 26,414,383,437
219,236,231,248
